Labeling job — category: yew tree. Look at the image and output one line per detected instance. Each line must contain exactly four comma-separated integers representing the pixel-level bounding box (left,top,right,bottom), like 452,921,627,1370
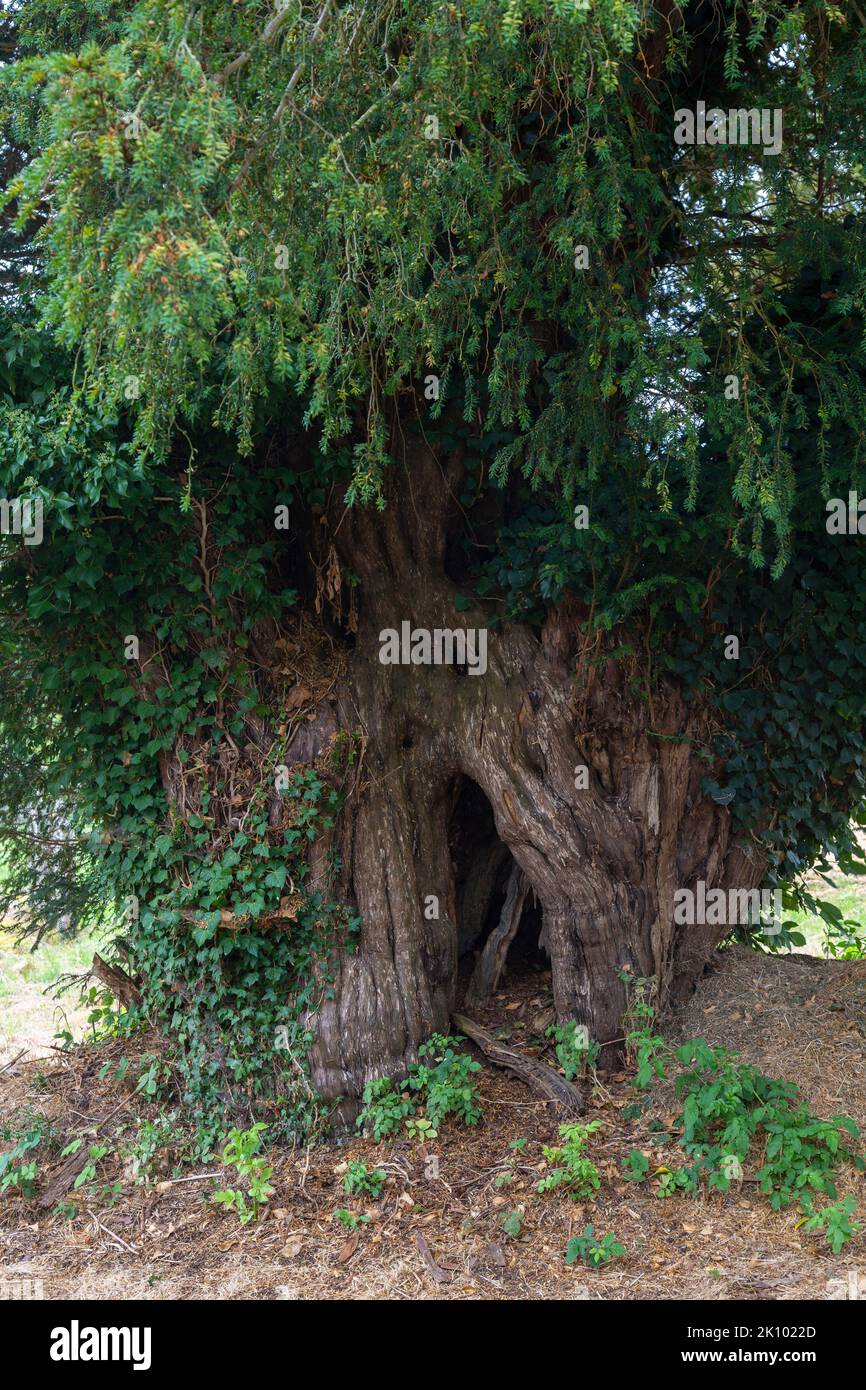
1,0,866,1138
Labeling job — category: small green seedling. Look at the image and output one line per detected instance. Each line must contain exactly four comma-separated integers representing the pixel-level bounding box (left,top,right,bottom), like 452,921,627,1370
565,1226,626,1268
537,1121,602,1200
342,1158,386,1199
212,1123,274,1225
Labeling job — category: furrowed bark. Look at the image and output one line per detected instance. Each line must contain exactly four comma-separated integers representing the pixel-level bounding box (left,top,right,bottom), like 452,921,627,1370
298,437,765,1116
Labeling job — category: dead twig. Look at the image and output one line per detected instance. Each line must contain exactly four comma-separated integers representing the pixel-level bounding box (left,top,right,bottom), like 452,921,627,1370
0,1048,28,1076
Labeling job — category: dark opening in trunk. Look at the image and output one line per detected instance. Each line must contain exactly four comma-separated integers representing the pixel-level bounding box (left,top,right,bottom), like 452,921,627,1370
449,775,548,1000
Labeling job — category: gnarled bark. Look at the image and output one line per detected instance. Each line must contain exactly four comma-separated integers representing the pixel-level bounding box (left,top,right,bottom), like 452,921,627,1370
298,436,765,1116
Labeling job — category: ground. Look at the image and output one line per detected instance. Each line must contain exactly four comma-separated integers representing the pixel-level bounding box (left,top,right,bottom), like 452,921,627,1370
0,929,97,1068
1,940,865,1301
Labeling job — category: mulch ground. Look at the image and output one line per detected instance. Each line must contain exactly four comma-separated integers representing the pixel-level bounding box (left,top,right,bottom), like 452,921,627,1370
1,945,865,1301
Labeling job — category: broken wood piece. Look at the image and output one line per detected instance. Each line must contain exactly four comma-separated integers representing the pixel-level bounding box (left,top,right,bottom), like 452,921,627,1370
0,1047,28,1077
415,1233,450,1285
91,953,141,1008
465,863,530,1005
452,1012,584,1115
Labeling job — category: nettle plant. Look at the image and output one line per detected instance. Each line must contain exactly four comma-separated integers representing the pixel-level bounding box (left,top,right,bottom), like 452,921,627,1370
625,1031,864,1251
356,1034,482,1141
537,1121,603,1201
212,1123,275,1225
565,1226,627,1269
342,1158,387,1200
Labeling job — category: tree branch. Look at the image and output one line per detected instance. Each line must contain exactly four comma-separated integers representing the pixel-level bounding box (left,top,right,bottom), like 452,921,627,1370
0,826,82,847
215,3,297,85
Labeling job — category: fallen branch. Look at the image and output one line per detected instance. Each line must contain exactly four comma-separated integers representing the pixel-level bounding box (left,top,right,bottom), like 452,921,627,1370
0,1048,28,1076
87,1210,138,1255
415,1234,450,1286
452,1012,584,1116
154,1171,220,1185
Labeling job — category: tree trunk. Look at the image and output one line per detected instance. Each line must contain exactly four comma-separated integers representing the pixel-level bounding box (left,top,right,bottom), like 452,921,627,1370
297,437,766,1118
